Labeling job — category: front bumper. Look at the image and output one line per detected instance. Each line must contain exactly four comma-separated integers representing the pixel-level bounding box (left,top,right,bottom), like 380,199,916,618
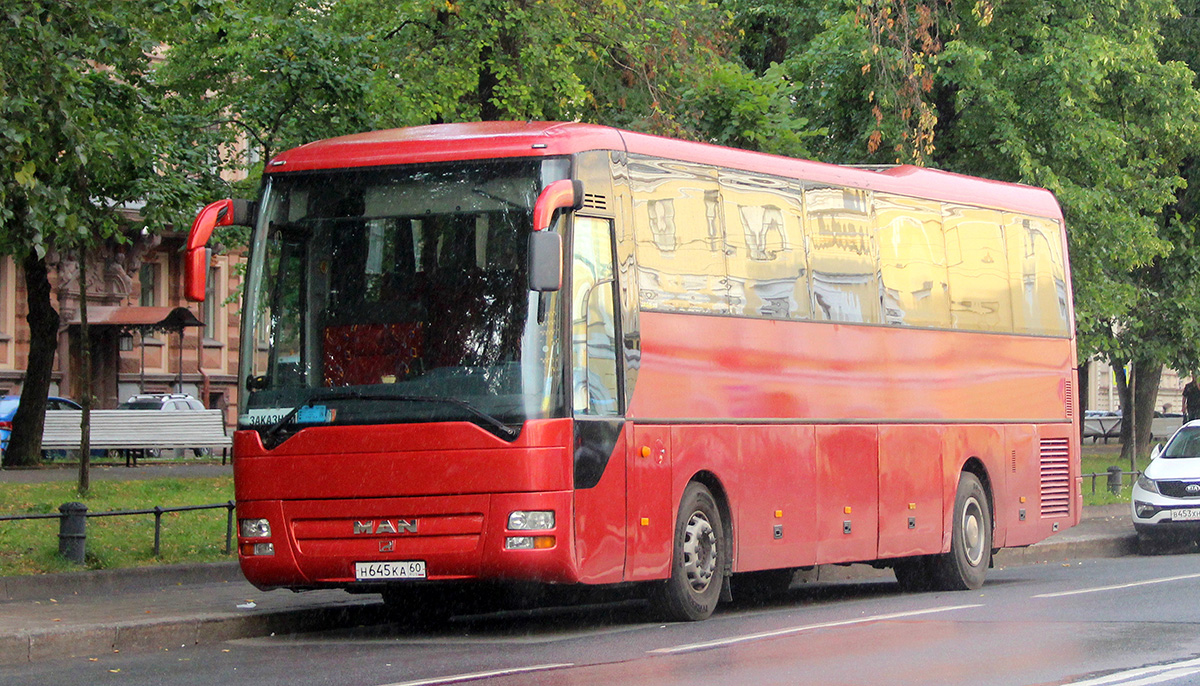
1131,483,1200,537
236,490,579,591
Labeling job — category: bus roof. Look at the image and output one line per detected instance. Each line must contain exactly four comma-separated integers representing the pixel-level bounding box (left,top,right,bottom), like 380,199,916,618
268,121,1063,219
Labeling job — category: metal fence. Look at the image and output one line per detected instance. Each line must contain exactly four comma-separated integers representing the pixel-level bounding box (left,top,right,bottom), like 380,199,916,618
0,500,235,563
1082,469,1143,495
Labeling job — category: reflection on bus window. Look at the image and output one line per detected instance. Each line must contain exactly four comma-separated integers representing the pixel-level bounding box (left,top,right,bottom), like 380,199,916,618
631,157,728,314
1006,213,1070,336
805,186,880,323
720,171,810,320
944,204,1011,332
876,194,950,328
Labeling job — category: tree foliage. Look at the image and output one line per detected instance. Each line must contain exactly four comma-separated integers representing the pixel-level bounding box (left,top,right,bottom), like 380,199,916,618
159,0,819,193
0,0,209,467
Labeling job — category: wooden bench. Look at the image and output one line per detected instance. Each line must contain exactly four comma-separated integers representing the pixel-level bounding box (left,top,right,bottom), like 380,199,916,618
41,410,232,465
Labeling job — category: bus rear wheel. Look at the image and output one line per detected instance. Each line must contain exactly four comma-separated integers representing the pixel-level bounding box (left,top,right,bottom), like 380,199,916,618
651,482,725,621
930,471,992,591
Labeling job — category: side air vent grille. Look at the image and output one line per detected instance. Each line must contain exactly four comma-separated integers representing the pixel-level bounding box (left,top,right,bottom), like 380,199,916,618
1040,438,1072,518
582,193,609,211
1064,379,1075,418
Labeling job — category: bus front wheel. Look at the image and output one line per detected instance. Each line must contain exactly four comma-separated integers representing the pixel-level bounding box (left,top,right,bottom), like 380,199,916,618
931,471,992,591
651,482,725,621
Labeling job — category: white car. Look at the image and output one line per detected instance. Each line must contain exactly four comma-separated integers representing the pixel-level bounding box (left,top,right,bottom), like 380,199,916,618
1132,420,1200,550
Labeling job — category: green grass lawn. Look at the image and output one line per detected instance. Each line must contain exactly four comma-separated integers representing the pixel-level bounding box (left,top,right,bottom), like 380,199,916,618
0,477,234,576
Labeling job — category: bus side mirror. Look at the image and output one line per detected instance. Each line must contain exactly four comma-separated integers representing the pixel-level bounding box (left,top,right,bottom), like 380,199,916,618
528,231,563,292
185,198,256,302
527,179,582,293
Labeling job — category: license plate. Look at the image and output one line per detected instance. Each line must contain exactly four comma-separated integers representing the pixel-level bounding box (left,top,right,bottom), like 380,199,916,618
1171,508,1200,522
355,561,426,580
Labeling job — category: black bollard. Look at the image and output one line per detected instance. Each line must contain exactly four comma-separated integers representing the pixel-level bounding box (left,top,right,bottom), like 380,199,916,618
58,502,88,564
1106,466,1123,495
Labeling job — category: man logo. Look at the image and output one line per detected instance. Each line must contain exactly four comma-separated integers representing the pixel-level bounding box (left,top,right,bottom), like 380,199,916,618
353,519,418,535
379,540,396,553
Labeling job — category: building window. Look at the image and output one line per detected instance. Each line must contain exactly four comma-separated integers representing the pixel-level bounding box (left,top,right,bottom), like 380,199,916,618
139,262,158,307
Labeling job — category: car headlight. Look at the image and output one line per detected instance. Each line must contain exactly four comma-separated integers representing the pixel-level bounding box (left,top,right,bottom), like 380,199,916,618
1134,501,1160,518
508,510,555,531
1135,475,1160,494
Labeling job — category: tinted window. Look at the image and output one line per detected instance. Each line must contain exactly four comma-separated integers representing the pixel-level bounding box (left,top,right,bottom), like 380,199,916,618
631,157,728,314
944,204,1011,332
1005,213,1070,336
720,171,810,320
805,186,880,323
1164,427,1200,458
876,194,951,328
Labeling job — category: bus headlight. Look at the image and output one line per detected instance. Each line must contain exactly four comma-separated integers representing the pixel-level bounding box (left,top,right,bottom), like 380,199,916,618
239,518,272,538
508,511,555,531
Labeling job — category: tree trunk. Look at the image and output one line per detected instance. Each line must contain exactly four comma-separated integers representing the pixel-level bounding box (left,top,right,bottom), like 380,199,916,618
2,252,59,468
1131,359,1163,465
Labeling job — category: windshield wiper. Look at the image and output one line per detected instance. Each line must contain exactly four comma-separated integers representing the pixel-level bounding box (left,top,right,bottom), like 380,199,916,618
263,390,519,442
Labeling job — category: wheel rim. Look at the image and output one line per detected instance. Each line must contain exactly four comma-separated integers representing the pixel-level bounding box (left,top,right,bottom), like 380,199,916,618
681,509,718,593
961,496,986,567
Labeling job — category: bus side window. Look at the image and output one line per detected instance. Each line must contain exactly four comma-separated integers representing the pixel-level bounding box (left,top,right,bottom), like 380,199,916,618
572,217,620,416
944,204,1012,333
719,171,810,320
1004,213,1070,336
805,186,880,324
876,194,951,328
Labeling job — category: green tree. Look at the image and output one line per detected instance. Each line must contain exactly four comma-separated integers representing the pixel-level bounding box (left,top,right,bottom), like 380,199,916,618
0,0,208,469
159,0,817,192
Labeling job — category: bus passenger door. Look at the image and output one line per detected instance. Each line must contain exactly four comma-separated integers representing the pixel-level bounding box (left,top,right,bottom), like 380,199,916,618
570,216,630,584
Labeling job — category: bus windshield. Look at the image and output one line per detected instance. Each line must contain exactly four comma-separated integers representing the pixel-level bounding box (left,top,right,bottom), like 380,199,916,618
239,159,568,440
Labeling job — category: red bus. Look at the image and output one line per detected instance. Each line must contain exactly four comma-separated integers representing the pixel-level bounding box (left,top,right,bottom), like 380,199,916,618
186,122,1080,621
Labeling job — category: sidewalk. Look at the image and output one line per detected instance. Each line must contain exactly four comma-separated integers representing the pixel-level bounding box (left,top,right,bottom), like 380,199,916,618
0,505,1138,667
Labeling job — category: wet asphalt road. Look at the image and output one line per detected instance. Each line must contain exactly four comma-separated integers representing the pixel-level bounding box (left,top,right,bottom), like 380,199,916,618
4,550,1199,686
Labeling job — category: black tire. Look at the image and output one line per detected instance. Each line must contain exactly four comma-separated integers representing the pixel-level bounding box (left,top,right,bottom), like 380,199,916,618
651,482,725,621
930,472,992,591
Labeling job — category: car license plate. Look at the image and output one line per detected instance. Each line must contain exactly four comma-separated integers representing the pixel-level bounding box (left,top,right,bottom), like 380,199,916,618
355,561,426,580
1171,508,1200,522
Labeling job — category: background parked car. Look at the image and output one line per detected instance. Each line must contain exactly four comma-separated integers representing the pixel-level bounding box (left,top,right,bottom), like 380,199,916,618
1132,421,1200,552
118,393,206,411
0,395,84,459
117,393,208,457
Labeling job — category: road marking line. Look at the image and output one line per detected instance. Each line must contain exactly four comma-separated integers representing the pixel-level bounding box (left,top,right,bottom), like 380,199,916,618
1064,657,1200,685
378,663,574,686
1033,573,1200,599
649,604,983,655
